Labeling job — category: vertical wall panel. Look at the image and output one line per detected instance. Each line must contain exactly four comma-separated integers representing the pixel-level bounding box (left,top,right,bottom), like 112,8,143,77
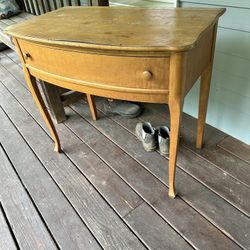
180,0,250,144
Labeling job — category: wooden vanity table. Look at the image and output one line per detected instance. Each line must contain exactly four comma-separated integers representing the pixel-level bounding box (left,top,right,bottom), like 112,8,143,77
5,7,225,198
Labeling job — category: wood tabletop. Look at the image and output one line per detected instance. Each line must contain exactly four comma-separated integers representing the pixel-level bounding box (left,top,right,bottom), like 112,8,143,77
5,7,225,52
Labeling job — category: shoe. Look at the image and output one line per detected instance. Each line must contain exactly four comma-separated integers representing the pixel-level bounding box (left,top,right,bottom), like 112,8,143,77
135,122,157,151
158,126,170,156
103,99,142,118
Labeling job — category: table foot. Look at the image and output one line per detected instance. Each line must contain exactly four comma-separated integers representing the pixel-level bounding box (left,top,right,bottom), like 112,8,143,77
54,143,62,153
168,189,176,198
196,140,203,150
86,94,97,121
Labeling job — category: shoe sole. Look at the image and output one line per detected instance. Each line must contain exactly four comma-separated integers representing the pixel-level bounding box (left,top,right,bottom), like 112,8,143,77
135,133,156,152
143,146,157,152
104,109,142,119
159,151,169,156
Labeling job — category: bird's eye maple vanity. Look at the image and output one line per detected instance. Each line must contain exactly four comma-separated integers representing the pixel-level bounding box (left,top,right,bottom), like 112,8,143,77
5,7,225,198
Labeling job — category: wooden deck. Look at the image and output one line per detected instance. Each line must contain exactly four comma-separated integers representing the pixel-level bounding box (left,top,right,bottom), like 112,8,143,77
0,49,249,250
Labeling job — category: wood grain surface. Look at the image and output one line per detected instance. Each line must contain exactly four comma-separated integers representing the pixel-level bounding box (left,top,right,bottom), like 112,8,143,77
0,203,18,250
5,7,225,52
0,144,57,250
0,82,146,250
6,6,225,197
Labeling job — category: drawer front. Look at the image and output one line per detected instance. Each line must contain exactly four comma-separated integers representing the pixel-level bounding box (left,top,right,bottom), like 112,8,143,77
18,40,169,91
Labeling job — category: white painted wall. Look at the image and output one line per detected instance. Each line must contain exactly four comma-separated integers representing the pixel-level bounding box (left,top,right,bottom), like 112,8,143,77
179,0,250,144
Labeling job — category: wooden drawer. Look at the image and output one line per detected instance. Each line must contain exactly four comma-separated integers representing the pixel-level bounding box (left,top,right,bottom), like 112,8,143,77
18,40,170,92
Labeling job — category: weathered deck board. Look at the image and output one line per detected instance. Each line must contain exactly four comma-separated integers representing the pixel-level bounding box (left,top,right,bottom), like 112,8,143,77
1,81,242,250
0,54,145,219
0,82,146,250
93,100,250,216
58,126,144,218
1,48,250,250
0,106,102,250
70,100,249,249
0,58,246,248
141,103,250,188
120,100,250,211
124,202,193,250
0,53,27,90
3,49,22,65
0,63,195,250
0,204,18,250
218,136,250,165
0,144,57,250
200,147,250,188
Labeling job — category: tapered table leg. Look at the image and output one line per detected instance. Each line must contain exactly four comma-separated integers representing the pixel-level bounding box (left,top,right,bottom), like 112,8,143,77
86,94,97,121
196,63,213,149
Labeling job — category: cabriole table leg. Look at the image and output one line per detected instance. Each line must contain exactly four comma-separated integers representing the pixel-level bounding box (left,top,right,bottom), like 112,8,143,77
28,75,62,153
14,38,61,153
196,63,213,149
168,99,183,198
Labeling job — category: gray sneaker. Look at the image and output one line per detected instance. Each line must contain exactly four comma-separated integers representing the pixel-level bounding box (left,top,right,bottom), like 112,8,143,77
103,99,142,118
135,122,157,151
158,126,170,156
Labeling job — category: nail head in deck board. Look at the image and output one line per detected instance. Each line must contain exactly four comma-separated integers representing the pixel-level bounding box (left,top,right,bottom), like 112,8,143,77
0,205,18,250
218,136,250,164
124,202,193,250
0,85,146,250
73,101,250,249
0,145,57,250
0,112,101,249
